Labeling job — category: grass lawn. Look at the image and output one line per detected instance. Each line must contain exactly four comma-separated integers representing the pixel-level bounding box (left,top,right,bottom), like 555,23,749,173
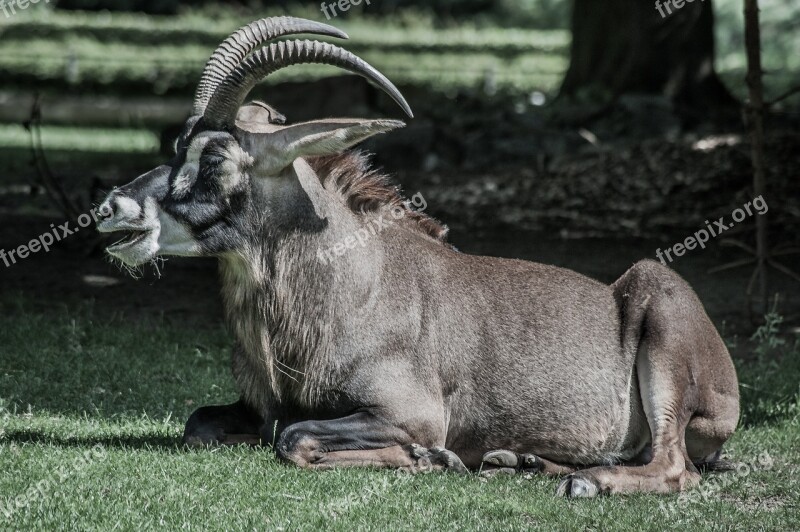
1,298,798,530
2,3,799,104
0,11,569,98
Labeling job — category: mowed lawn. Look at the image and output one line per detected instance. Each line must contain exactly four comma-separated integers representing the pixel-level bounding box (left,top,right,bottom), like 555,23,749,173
0,298,798,531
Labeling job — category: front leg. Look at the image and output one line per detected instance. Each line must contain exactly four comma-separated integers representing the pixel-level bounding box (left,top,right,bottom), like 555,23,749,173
183,398,264,447
276,411,467,473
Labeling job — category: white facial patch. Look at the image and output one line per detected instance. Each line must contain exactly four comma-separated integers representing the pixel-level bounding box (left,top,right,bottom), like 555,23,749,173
187,134,213,162
172,163,198,199
217,143,253,193
113,195,142,221
107,196,203,267
156,208,202,257
171,135,211,199
105,197,161,267
171,133,252,197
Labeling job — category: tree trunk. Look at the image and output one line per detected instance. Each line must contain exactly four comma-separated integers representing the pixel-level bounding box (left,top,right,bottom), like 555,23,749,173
559,0,735,109
744,0,769,316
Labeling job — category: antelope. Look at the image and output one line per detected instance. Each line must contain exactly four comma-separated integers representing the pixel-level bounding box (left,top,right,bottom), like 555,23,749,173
96,17,739,497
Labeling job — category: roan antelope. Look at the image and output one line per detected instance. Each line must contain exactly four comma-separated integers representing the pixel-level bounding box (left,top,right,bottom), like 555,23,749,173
97,17,739,497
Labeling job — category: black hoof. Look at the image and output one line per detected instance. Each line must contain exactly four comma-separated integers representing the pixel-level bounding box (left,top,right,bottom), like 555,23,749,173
481,449,542,476
409,444,468,474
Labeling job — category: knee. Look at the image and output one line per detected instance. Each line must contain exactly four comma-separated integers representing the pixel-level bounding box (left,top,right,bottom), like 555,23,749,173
276,424,323,466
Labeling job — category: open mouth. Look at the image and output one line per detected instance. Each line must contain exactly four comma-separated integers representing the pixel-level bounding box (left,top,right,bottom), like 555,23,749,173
106,228,153,253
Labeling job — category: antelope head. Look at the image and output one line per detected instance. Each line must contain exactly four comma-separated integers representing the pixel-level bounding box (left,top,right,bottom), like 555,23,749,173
97,17,412,268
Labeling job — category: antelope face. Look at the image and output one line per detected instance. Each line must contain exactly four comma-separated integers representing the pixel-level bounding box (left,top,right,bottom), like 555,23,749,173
96,16,412,268
96,121,255,267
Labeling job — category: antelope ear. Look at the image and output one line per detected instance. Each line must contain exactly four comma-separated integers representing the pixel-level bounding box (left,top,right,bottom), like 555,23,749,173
239,119,405,174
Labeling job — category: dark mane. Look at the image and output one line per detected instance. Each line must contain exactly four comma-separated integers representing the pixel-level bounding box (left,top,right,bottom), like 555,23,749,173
308,151,451,246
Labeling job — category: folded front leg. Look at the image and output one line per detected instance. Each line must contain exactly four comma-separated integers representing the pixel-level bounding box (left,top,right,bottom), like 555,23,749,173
183,398,264,447
480,450,577,477
275,411,467,473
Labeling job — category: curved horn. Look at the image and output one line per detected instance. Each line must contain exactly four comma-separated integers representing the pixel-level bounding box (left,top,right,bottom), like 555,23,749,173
192,17,348,116
203,39,414,130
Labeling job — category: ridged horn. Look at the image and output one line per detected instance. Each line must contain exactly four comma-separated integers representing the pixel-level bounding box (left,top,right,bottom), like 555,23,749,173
192,17,348,116
203,39,414,130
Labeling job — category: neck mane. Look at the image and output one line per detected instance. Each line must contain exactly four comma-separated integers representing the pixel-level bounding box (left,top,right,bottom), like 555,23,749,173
218,150,449,411
308,151,450,244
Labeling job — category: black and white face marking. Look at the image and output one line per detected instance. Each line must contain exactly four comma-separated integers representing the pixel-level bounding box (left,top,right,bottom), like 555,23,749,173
98,124,254,267
97,105,404,270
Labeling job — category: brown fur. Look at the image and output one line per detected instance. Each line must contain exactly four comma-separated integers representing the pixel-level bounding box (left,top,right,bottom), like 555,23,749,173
97,29,740,496
308,151,452,246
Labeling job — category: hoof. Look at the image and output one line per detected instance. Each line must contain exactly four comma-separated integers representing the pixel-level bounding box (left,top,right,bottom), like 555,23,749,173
482,449,519,467
429,447,469,474
479,467,517,478
556,475,600,498
408,444,468,474
481,450,541,474
410,443,430,459
182,428,223,448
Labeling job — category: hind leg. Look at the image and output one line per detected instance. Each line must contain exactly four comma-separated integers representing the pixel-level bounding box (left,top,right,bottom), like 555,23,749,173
558,340,701,496
558,261,739,497
685,398,740,466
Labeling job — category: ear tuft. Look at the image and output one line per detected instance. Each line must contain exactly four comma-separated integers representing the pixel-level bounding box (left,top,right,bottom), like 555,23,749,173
369,120,406,132
218,141,254,172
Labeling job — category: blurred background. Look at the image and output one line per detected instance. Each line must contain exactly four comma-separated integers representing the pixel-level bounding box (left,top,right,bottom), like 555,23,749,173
2,4,800,527
0,0,798,335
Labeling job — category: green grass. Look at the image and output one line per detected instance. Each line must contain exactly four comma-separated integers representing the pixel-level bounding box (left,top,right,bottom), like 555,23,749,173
0,13,571,55
1,3,798,103
1,297,798,530
0,10,569,97
0,125,159,153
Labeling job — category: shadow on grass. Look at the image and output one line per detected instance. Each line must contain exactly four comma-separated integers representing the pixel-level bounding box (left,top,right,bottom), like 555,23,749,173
0,298,235,423
2,430,182,451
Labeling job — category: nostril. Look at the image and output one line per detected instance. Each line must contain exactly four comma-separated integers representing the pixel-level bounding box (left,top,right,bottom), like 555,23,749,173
96,194,145,233
97,197,116,223
102,203,114,218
